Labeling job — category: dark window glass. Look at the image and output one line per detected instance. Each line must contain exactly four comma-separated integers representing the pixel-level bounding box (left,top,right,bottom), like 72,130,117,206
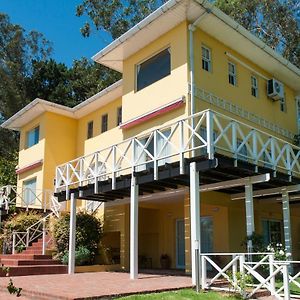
137,48,171,91
101,114,108,133
117,107,122,126
87,121,93,139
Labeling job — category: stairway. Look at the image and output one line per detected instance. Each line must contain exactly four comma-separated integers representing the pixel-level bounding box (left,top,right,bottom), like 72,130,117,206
0,236,67,277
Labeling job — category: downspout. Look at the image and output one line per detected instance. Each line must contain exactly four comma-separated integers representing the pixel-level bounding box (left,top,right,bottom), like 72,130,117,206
188,10,210,153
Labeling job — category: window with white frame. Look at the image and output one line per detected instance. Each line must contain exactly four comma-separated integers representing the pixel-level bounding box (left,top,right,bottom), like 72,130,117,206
136,48,171,91
251,75,258,98
26,126,39,148
280,97,287,112
87,121,93,139
202,46,211,72
262,219,282,245
101,114,108,133
23,178,37,205
117,106,122,126
228,62,237,86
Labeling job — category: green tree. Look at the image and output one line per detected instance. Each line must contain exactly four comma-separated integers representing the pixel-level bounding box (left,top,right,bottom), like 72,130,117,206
76,0,300,67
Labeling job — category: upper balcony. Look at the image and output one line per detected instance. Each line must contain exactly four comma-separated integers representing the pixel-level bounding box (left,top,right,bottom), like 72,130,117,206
54,108,300,202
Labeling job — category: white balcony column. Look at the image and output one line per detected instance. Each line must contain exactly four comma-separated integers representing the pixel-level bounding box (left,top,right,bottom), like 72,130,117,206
245,182,255,252
190,162,201,285
68,192,76,274
282,190,292,259
130,175,139,280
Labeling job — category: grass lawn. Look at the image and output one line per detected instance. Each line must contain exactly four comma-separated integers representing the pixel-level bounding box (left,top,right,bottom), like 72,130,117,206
118,289,241,299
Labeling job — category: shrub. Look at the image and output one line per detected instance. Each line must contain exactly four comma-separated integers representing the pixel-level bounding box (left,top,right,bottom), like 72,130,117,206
0,211,42,253
62,246,91,266
53,212,102,264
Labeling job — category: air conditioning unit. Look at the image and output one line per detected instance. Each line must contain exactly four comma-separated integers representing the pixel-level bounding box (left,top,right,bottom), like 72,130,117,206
267,79,284,101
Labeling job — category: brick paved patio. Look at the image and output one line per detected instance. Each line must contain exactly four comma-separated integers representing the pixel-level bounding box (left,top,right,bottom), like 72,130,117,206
0,272,192,300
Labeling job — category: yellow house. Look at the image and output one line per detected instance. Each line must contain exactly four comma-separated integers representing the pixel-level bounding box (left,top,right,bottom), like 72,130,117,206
2,0,300,284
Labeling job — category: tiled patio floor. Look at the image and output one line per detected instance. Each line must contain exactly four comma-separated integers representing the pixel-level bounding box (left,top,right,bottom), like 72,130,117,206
0,272,192,300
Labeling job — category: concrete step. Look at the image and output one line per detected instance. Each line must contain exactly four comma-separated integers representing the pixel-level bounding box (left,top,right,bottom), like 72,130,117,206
0,259,61,266
22,249,43,255
0,265,67,277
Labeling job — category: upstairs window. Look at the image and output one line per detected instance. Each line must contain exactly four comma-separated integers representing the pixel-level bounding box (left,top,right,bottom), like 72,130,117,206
228,62,237,86
87,121,93,139
251,75,258,98
26,126,39,148
136,48,171,91
280,97,287,112
117,106,122,126
202,46,211,72
101,114,108,133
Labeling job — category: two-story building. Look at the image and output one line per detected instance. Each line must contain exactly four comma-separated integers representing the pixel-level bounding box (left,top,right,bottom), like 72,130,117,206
2,0,300,284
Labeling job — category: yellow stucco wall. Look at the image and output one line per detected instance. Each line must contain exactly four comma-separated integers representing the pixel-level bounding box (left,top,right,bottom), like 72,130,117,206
193,28,298,140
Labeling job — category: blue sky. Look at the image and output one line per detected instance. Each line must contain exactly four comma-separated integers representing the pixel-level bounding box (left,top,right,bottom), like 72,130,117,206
0,0,112,66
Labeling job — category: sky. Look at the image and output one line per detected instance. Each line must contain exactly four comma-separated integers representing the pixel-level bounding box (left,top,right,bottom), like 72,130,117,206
0,0,112,66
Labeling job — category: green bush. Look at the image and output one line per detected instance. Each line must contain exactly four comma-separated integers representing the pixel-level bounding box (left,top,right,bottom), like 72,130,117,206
53,212,102,264
0,211,42,253
62,246,91,266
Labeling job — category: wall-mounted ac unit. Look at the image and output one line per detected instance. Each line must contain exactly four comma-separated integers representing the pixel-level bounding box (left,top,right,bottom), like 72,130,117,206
267,79,284,101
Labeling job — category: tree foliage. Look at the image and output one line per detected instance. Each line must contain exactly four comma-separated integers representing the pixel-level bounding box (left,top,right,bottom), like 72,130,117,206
76,0,300,67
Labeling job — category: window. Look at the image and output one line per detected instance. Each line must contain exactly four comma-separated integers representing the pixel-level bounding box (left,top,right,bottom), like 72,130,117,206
136,48,171,91
262,220,282,245
280,97,287,112
202,46,211,72
117,107,122,126
251,75,258,98
101,114,108,133
23,178,37,205
26,126,39,148
87,121,93,139
228,62,237,86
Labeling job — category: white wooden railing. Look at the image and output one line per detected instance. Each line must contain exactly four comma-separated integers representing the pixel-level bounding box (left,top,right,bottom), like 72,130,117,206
12,212,54,255
200,253,300,300
55,109,300,198
0,185,61,213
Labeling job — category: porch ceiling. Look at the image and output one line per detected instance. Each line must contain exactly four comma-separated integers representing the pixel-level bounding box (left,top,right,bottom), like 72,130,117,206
55,154,300,203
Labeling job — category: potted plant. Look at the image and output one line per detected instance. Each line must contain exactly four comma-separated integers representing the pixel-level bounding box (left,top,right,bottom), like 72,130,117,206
160,254,171,269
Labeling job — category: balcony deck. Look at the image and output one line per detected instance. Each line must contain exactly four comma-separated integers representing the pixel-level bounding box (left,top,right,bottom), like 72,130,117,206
54,109,300,203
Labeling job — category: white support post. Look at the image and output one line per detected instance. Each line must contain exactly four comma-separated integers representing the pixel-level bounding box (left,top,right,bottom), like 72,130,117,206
12,231,16,255
130,175,139,280
42,219,46,255
282,191,292,259
206,110,214,160
269,253,276,295
68,193,76,275
283,264,291,300
245,182,255,253
190,162,200,286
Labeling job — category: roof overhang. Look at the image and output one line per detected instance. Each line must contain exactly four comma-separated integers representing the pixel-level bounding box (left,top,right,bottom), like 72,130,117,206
1,80,123,131
93,0,300,93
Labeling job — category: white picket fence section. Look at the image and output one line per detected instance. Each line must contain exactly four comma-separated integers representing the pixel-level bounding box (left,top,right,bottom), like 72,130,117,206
55,109,300,198
200,253,300,300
